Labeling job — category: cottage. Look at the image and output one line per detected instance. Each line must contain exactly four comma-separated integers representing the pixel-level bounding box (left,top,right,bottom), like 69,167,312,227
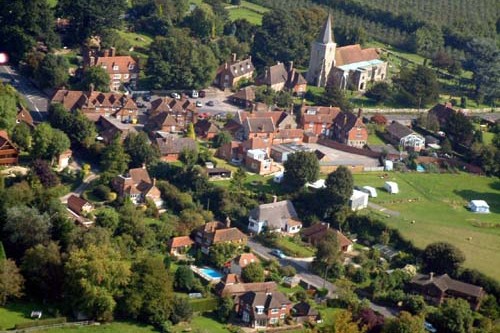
111,167,163,207
350,189,369,211
238,291,292,328
386,121,425,152
214,54,255,89
168,236,194,256
226,253,260,275
215,279,277,298
154,136,197,162
194,119,219,139
409,273,484,310
0,131,19,165
468,200,490,214
384,181,399,194
67,195,94,216
194,220,247,254
248,199,301,234
301,224,353,252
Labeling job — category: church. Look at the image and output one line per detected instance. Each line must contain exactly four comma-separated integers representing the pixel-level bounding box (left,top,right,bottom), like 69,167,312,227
306,14,388,91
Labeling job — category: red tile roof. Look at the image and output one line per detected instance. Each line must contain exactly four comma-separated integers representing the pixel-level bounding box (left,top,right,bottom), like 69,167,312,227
67,195,92,215
95,55,138,75
335,45,381,66
169,236,194,249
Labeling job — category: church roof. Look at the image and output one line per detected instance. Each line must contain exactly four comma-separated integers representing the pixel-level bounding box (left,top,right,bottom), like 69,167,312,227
317,14,334,44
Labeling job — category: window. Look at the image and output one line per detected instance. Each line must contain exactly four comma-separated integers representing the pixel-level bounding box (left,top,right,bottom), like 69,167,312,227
113,74,121,79
270,318,278,324
123,74,129,79
113,65,119,71
280,313,285,319
129,64,135,70
256,306,264,314
271,309,279,314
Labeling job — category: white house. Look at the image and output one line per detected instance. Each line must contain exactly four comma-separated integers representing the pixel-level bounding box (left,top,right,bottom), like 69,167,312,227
384,181,399,194
248,199,302,234
468,200,490,214
350,190,369,211
361,186,377,198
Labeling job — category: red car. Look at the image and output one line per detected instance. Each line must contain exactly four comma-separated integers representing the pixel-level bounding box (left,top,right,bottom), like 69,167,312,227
198,112,210,119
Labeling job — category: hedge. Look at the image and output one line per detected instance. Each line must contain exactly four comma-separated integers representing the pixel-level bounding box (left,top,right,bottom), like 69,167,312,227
189,298,218,313
14,317,67,330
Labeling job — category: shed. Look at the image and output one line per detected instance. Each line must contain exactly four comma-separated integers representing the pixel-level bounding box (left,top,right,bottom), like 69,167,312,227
468,200,490,214
384,181,399,194
350,190,369,211
361,186,377,198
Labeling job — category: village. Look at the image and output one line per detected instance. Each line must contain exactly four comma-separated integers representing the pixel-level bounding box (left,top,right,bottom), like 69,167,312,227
0,1,499,333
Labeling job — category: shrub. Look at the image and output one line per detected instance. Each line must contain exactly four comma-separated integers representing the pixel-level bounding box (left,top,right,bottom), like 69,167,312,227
93,184,111,201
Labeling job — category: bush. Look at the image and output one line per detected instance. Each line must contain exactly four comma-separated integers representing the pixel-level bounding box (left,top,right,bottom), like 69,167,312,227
279,265,297,277
14,317,67,330
93,184,111,201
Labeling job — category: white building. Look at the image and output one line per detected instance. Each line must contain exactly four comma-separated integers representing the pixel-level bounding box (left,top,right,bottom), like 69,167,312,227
468,200,490,213
350,190,369,211
248,199,302,234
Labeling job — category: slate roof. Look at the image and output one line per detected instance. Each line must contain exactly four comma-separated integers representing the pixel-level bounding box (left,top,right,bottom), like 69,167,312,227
335,44,380,66
239,291,292,310
386,121,414,140
411,274,483,298
249,200,298,230
317,13,334,44
334,112,359,132
257,63,307,90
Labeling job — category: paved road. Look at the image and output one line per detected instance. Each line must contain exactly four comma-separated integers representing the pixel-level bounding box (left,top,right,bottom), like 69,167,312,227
247,238,397,318
0,65,49,122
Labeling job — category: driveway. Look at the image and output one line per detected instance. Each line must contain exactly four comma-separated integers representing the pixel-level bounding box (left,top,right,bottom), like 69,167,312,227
0,65,49,122
60,173,98,204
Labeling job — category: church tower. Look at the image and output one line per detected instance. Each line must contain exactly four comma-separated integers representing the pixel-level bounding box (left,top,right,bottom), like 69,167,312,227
306,14,337,87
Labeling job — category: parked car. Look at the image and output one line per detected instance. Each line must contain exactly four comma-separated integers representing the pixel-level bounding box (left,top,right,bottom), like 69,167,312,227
199,90,206,98
206,100,215,106
171,92,181,99
191,90,199,98
195,101,203,107
271,249,285,259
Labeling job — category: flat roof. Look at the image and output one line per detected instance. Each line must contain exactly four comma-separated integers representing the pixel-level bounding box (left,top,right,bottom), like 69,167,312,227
337,59,384,72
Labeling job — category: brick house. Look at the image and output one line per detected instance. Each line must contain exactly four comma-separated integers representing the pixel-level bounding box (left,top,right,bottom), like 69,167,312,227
146,97,198,133
226,253,260,276
332,110,368,148
111,166,163,207
214,54,255,89
51,87,138,122
299,105,341,136
215,278,277,298
67,195,94,216
256,62,307,96
97,115,137,144
84,47,139,91
238,291,292,328
301,223,353,252
154,136,197,162
194,119,219,139
0,131,19,165
168,236,194,256
409,273,484,310
194,220,247,254
386,121,425,152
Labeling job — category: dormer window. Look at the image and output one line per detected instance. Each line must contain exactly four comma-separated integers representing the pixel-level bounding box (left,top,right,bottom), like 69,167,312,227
306,110,316,115
128,64,134,70
113,65,119,71
256,306,264,314
101,65,107,69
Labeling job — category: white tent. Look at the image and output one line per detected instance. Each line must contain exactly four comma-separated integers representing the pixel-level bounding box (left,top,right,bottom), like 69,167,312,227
384,181,399,194
361,186,378,198
468,200,490,213
350,190,369,211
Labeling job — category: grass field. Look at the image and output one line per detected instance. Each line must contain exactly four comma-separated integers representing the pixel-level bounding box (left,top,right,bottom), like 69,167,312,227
276,237,316,258
226,1,269,25
39,322,157,333
353,172,500,280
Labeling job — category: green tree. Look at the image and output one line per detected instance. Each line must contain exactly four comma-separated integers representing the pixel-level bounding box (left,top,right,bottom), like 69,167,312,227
241,262,265,282
313,230,340,278
174,265,195,292
393,65,439,108
32,123,70,162
319,84,353,112
11,122,32,151
100,136,131,181
184,4,216,41
467,39,500,105
209,242,242,268
230,167,247,192
212,130,232,148
423,242,465,275
122,257,174,327
179,148,199,170
81,66,111,92
445,111,474,146
217,296,234,323
146,29,218,89
34,54,69,89
0,83,20,133
64,244,130,321
124,132,159,168
382,311,425,333
325,166,354,207
170,296,193,324
0,259,24,306
71,110,98,148
433,298,474,333
95,208,120,233
365,82,392,103
284,151,320,190
322,310,366,333
186,123,195,140
413,25,444,57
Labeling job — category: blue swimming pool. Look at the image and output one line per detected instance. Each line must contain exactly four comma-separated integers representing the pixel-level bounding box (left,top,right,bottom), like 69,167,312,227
200,267,223,279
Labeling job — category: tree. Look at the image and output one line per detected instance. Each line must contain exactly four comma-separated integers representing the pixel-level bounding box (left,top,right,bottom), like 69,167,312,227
31,159,60,188
31,123,70,162
64,244,130,321
319,84,353,112
12,122,32,151
0,83,21,133
445,111,474,146
146,29,218,89
179,148,199,170
382,311,425,333
70,111,98,148
393,65,439,108
466,39,500,105
122,257,174,327
432,298,473,333
413,25,444,57
284,151,319,190
217,297,234,323
20,242,63,301
57,0,127,44
230,167,246,192
170,296,193,324
423,242,465,275
95,208,120,233
403,295,426,315
186,123,195,140
313,230,341,278
325,166,354,207
322,310,366,333
184,4,216,41
241,262,265,282
212,131,232,148
81,67,111,92
100,136,131,181
174,265,196,292
365,82,392,103
34,54,69,89
209,242,242,268
0,259,24,306
124,132,159,168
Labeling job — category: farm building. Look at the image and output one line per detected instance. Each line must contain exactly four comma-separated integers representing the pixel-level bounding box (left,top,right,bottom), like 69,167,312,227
384,181,399,194
350,189,369,211
468,200,490,214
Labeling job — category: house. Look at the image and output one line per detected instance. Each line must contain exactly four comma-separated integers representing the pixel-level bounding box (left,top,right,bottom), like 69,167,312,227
248,199,302,234
97,115,137,144
228,86,256,108
194,220,247,254
256,62,307,96
427,102,463,129
146,97,198,133
83,47,139,91
214,54,255,89
16,108,34,127
292,302,321,324
194,119,219,139
154,136,197,162
243,118,275,141
306,14,387,91
332,110,368,148
51,87,138,122
226,253,260,275
272,129,304,145
386,121,425,152
67,194,94,216
238,291,292,328
301,223,353,252
350,189,369,211
168,236,194,256
111,166,163,207
409,273,484,310
215,279,277,298
299,105,341,136
0,131,19,165
270,143,312,163
245,148,274,175
468,200,490,214
384,181,399,194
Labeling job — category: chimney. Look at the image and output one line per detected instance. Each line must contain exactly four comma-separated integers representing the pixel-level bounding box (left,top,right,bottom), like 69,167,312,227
224,62,228,70
225,216,231,228
231,53,237,63
288,61,293,72
357,108,363,118
110,47,116,57
103,49,109,57
272,195,278,203
444,101,452,108
152,177,156,186
142,163,146,169
429,272,434,281
89,83,94,95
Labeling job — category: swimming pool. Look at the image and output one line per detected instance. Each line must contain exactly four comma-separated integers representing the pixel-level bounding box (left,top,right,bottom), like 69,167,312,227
200,267,224,279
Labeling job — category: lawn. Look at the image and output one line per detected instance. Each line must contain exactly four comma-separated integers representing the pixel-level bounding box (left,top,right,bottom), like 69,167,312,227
39,322,157,333
353,172,500,280
227,1,269,25
0,301,50,330
171,313,230,333
276,237,316,258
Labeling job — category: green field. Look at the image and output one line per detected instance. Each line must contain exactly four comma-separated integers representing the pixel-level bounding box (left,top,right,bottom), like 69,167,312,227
227,1,269,25
353,172,500,280
39,322,157,333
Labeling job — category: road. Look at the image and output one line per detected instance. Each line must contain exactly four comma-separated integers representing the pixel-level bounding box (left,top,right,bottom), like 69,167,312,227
247,238,397,318
0,65,49,122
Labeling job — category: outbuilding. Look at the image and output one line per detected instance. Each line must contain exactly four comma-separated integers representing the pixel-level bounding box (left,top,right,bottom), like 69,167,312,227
350,189,369,211
361,186,377,198
384,181,399,194
468,200,490,214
